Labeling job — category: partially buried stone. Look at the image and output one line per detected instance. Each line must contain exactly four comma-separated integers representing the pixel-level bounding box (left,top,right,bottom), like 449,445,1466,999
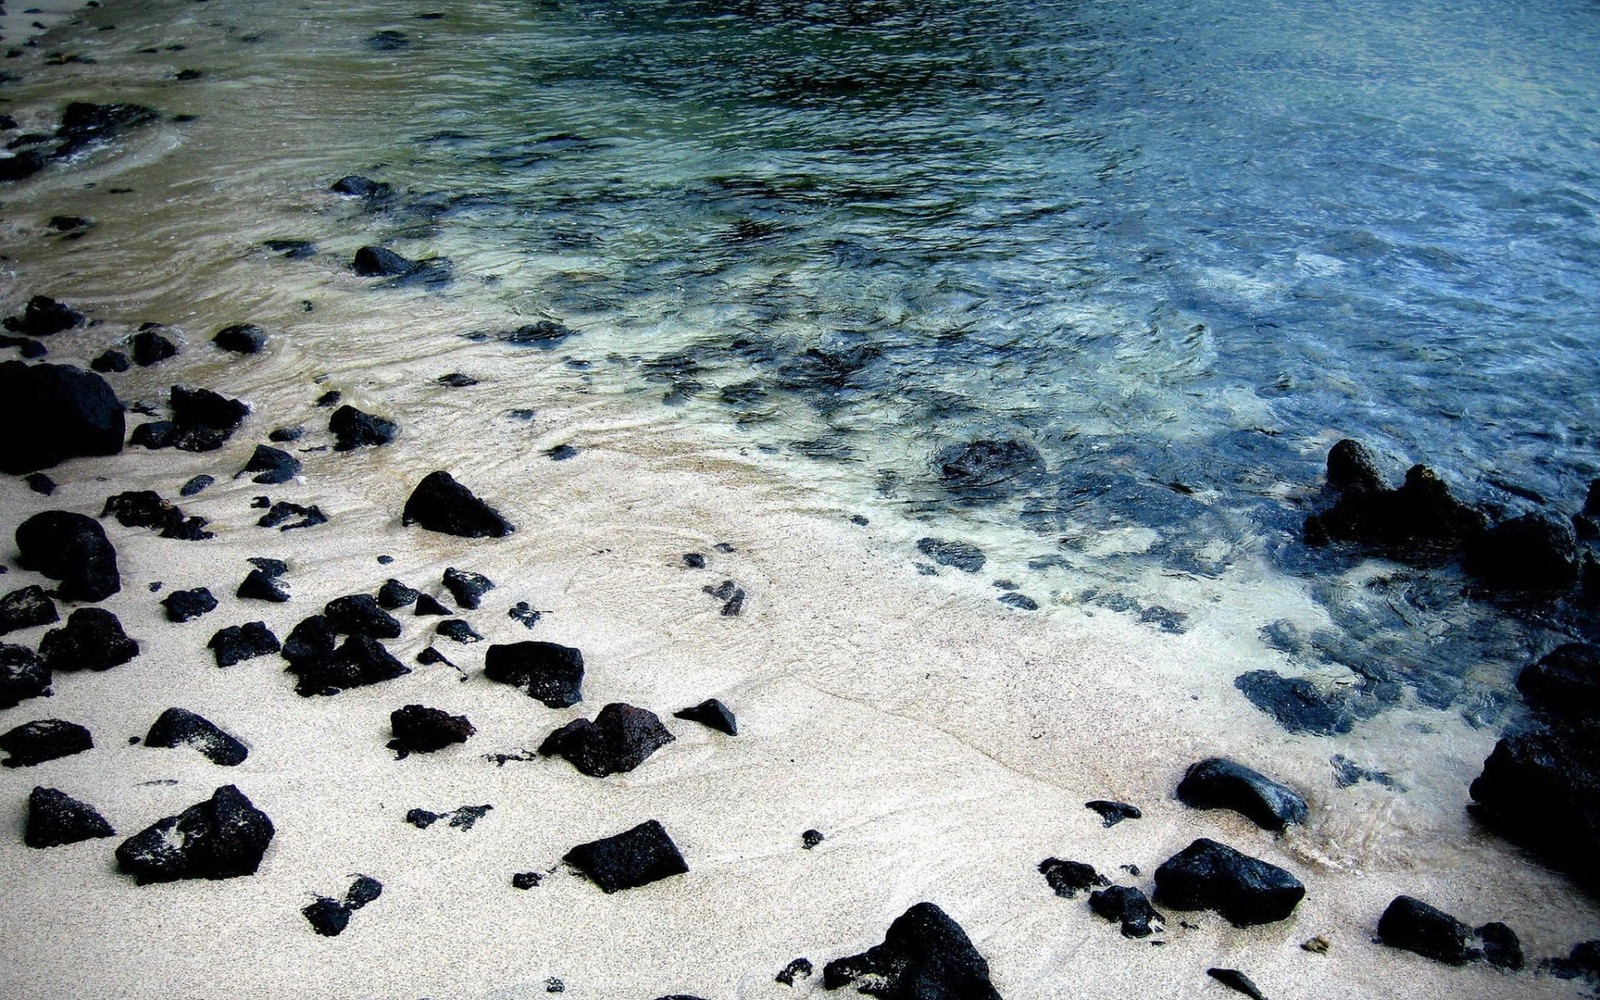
1039,857,1108,898
263,239,315,260
25,786,115,847
324,593,403,639
512,871,543,889
673,698,737,736
438,372,477,387
776,958,812,986
436,619,482,644
563,819,688,893
484,641,583,707
442,567,494,609
406,804,491,830
1085,800,1142,827
238,444,300,485
916,537,986,573
999,592,1039,610
207,621,279,667
547,444,577,461
144,707,248,766
413,593,450,616
509,601,541,628
1377,896,1474,966
1088,885,1165,938
23,472,53,495
1175,757,1308,831
682,552,706,569
163,587,217,623
269,426,303,443
90,350,129,373
0,361,125,474
2,296,85,337
39,608,138,672
539,703,674,777
179,474,213,497
302,897,349,937
802,829,824,849
388,704,475,756
1206,968,1267,1000
0,718,92,767
101,489,212,539
0,644,50,709
377,578,419,609
402,470,513,537
258,501,327,530
165,385,250,452
237,568,290,602
287,634,410,697
822,901,1001,1000
1476,921,1523,970
212,324,266,354
934,438,1047,499
115,784,274,884
1152,838,1305,927
329,404,396,450
0,584,59,635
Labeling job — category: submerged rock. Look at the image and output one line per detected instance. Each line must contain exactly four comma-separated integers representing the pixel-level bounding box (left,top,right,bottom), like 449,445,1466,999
144,707,248,766
329,404,396,450
207,621,280,667
1303,448,1488,563
484,641,584,707
1038,857,1108,898
1175,757,1308,831
915,537,986,573
0,644,51,709
563,819,688,894
402,470,514,537
934,438,1047,501
1377,896,1474,966
0,361,124,473
1233,670,1352,736
1476,921,1523,970
388,704,475,756
115,784,274,884
129,326,179,367
54,102,159,159
0,584,59,635
25,786,115,848
0,718,92,767
442,567,494,609
1152,838,1305,927
212,323,268,355
673,698,737,736
1088,885,1164,938
822,901,1001,1000
39,607,139,672
538,703,675,777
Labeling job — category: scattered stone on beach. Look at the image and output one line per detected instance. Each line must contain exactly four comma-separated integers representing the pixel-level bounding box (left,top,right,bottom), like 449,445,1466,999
129,326,179,367
1301,935,1330,954
0,361,124,473
258,500,327,531
563,819,688,894
388,704,475,757
54,101,160,159
1039,858,1109,899
413,593,450,616
238,561,291,603
303,873,383,937
916,537,986,573
701,578,746,616
115,784,274,884
282,615,336,665
180,474,214,497
682,552,707,569
442,567,494,609
101,489,213,540
377,578,419,610
1232,670,1353,736
1477,921,1524,970
329,404,396,450
238,444,301,485
144,707,248,766
539,703,675,777
0,585,59,635
405,804,492,830
213,323,267,355
269,426,303,442
39,607,138,672
822,901,1000,999
802,829,825,849
998,591,1039,611
24,786,115,848
484,640,584,707
2,296,85,337
207,621,280,667
776,958,813,986
0,644,51,709
437,372,478,387
1085,800,1142,827
673,698,737,736
547,444,578,461
1088,885,1165,938
1152,838,1305,927
1377,896,1475,966
287,634,410,697
934,438,1047,500
324,593,403,639
0,718,92,767
512,871,544,889
402,470,514,537
156,384,250,452
508,601,542,629
162,587,217,623
1175,757,1308,832
436,619,482,644
1206,968,1267,1000
25,473,57,495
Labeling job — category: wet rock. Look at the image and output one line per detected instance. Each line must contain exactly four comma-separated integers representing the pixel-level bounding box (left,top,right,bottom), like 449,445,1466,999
563,819,688,893
1039,857,1108,898
212,324,266,355
388,704,475,756
1469,722,1600,893
179,474,214,497
934,438,1047,500
287,634,410,697
167,385,250,451
484,641,583,707
1206,968,1266,1000
1377,896,1474,965
2,296,85,337
378,579,419,609
258,500,327,530
509,601,541,628
1085,800,1142,827
916,537,986,573
1476,921,1522,970
1467,512,1580,591
1152,839,1305,927
1175,757,1308,832
144,707,248,765
366,29,410,50
1088,885,1164,938
1330,754,1398,789
1547,940,1600,981
1233,670,1353,736
54,102,159,158
436,619,482,644
238,444,301,485
1325,438,1385,494
442,567,494,609
682,552,707,569
822,901,1001,1000
405,804,491,830
499,320,574,346
269,426,303,443
329,404,396,450
438,372,477,387
331,174,393,204
539,703,675,777
1304,452,1488,563
351,246,452,286
413,593,450,616
512,871,543,889
402,470,514,537
115,784,274,884
673,698,736,736
90,349,129,372
776,958,813,986
999,592,1039,611
25,471,56,493
25,786,115,847
162,587,217,623
0,584,58,635
0,149,48,182
547,444,578,461
207,621,280,667
129,326,178,367
324,593,403,639
263,239,316,260
0,361,124,473
1516,642,1600,714
39,607,138,672
101,489,212,539
0,718,92,767
0,644,50,709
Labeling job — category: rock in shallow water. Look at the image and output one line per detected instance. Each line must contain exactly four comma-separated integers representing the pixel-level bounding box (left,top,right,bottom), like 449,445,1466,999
822,901,1001,1000
116,784,274,884
1152,838,1305,927
15,510,121,602
3,296,86,337
238,444,300,485
144,707,248,766
1376,895,1475,965
1175,757,1308,831
212,323,268,355
1233,670,1352,736
915,537,986,573
25,786,115,848
563,819,688,894
329,404,396,450
934,438,1047,501
484,641,583,707
538,703,674,777
402,470,514,538
0,361,124,474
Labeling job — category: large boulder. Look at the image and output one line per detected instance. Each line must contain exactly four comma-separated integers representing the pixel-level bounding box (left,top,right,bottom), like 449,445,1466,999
25,786,115,848
1466,512,1580,591
563,819,688,894
1469,722,1600,894
538,703,675,777
115,784,274,884
1175,757,1308,831
15,511,121,602
1152,838,1305,927
1303,445,1488,562
0,361,124,474
0,585,59,635
38,607,138,671
402,470,513,537
484,641,584,707
822,901,1002,999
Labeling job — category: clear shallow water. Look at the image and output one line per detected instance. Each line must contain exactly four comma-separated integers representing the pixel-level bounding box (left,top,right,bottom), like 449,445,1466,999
5,0,1600,732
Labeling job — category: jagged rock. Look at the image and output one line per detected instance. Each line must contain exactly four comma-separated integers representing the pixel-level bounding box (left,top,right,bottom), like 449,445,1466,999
0,361,124,474
212,324,267,354
1517,643,1600,714
1039,858,1108,898
163,385,250,452
563,819,688,893
934,438,1047,500
436,619,482,644
1467,512,1580,591
238,565,291,602
1176,757,1308,831
442,567,493,609
484,641,583,707
915,537,986,573
129,327,178,367
413,593,450,616
286,634,410,697
91,349,129,373
673,698,736,736
281,615,336,665
702,579,745,615
405,804,491,830
0,718,92,766
302,897,350,937
1206,969,1266,1000
402,470,513,537
346,874,383,909
329,405,396,450
1088,885,1164,938
15,512,121,601
208,621,280,667
2,296,85,337
324,594,402,639
499,320,574,346
538,703,675,777
54,102,159,159
1325,438,1384,494
257,500,327,530
144,707,248,765
1477,921,1523,970
388,704,475,756
25,786,115,847
1303,449,1488,562
1377,896,1474,965
115,784,274,884
1152,838,1305,927
1233,670,1352,736
0,644,51,709
776,958,813,986
352,246,415,276
1085,800,1142,827
238,445,300,485
822,901,1001,999
1469,722,1600,894
162,587,217,623
377,578,419,610
437,372,477,387
39,608,138,672
0,584,59,635
101,490,212,539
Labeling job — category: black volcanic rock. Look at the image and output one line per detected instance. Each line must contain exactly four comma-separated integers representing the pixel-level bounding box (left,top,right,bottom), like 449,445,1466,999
25,786,115,847
54,102,159,159
352,245,417,276
1467,512,1580,591
776,958,813,986
1039,857,1108,899
16,510,121,602
0,644,51,709
101,489,213,540
442,567,493,609
413,593,450,616
1303,448,1488,563
1085,800,1142,827
144,707,248,766
916,537,986,573
1152,838,1305,927
238,444,300,485
3,296,85,337
1206,969,1267,1000
91,349,128,372
324,594,403,639
212,324,267,354
538,703,675,777
1377,896,1474,965
39,608,138,672
0,584,59,635
1469,722,1600,894
1176,757,1308,831
1088,884,1164,938
402,471,513,537
1476,921,1523,970
388,704,476,757
302,896,350,937
934,438,1047,501
377,578,419,610
330,405,396,450
0,361,124,474
257,501,327,531
484,641,583,707
673,698,737,736
281,615,336,666
0,718,92,767
563,819,688,893
822,901,1001,1000
286,634,410,697
436,619,482,644
115,784,274,884
1233,670,1352,736
129,327,179,367
238,567,291,602
1325,438,1385,494
207,621,280,667
162,587,217,623
166,385,249,451
1518,643,1600,714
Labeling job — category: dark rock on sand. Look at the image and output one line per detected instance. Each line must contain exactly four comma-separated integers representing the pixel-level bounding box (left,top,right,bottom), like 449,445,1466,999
257,501,327,531
1476,921,1523,970
998,592,1039,611
169,385,249,446
144,707,248,766
316,390,343,408
1233,670,1353,736
329,405,396,450
0,718,92,767
39,607,138,671
1546,940,1600,981
212,323,267,354
54,102,159,159
0,584,58,635
239,444,301,485
563,819,688,893
237,567,291,603
405,804,491,830
673,698,736,736
1039,857,1108,898
539,703,675,777
509,601,542,628
1152,839,1305,927
1176,757,1308,831
25,473,56,495
101,489,213,539
1085,800,1142,827
776,958,813,986
388,703,475,756
2,296,85,337
512,871,543,889
179,474,214,497
413,593,450,616
438,372,477,387
916,537,986,573
281,615,336,667
702,579,745,616
934,438,1047,500
1206,968,1266,1000
1088,884,1164,938
287,634,410,697
128,326,177,368
1467,512,1580,591
207,621,280,667
351,246,452,286
802,829,825,849
25,786,115,847
269,426,303,442
378,578,419,610
822,901,1001,1000
0,361,124,473
1377,896,1474,965
302,897,350,937
346,874,383,909
115,784,274,884
547,444,578,461
402,470,513,537
436,619,482,644
162,587,217,623
324,594,403,639
0,644,51,709
682,552,707,569
442,567,493,609
484,641,583,707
